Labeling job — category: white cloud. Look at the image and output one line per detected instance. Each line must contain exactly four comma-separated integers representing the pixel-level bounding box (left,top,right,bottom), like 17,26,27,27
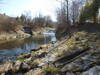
29,0,60,21
0,0,60,21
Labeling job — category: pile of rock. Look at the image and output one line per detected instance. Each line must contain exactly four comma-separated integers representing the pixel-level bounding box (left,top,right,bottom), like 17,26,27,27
0,31,100,75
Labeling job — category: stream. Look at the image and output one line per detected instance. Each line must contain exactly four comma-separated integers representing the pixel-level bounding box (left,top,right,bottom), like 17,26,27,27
0,30,56,64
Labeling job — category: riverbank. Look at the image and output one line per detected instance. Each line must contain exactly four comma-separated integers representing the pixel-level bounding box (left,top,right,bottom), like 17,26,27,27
32,27,55,36
0,31,30,44
0,27,55,44
0,31,99,75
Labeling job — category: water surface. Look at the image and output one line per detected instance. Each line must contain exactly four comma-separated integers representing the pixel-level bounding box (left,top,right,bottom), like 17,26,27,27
0,31,56,64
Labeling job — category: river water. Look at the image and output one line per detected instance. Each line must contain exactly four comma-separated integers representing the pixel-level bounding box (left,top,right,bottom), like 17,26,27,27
0,30,56,64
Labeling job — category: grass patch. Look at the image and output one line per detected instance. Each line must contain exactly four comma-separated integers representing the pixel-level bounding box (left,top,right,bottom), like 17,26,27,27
18,58,26,62
43,67,61,73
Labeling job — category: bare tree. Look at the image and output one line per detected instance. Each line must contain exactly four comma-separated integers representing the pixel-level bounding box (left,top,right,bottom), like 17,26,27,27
44,16,52,27
56,0,70,24
56,0,71,38
20,12,32,26
65,0,69,23
56,4,67,26
70,1,80,24
33,14,45,27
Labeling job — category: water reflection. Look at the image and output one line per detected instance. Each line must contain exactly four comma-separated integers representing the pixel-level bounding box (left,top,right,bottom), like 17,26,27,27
0,35,52,64
0,30,56,64
0,35,51,50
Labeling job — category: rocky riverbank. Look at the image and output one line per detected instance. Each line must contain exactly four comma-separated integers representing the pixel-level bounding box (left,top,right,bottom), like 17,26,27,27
0,31,100,75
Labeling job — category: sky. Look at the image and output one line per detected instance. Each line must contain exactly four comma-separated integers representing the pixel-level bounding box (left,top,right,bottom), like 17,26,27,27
0,0,60,21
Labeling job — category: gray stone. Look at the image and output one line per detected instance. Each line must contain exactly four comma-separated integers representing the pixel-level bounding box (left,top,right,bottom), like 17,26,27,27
14,60,22,71
21,62,30,70
82,66,100,75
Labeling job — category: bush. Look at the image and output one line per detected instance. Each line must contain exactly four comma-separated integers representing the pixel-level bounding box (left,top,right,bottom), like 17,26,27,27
0,17,20,33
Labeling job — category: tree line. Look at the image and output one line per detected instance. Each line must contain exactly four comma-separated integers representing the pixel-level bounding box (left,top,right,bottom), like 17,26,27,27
0,0,99,34
56,0,100,38
56,0,100,25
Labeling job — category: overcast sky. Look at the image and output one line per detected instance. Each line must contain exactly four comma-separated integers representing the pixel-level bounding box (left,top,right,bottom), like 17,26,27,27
0,0,60,21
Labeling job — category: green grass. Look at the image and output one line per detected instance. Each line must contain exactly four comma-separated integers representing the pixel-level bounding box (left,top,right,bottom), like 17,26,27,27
18,58,26,62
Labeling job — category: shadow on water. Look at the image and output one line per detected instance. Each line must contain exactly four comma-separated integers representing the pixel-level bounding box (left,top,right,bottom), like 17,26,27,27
0,34,55,64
